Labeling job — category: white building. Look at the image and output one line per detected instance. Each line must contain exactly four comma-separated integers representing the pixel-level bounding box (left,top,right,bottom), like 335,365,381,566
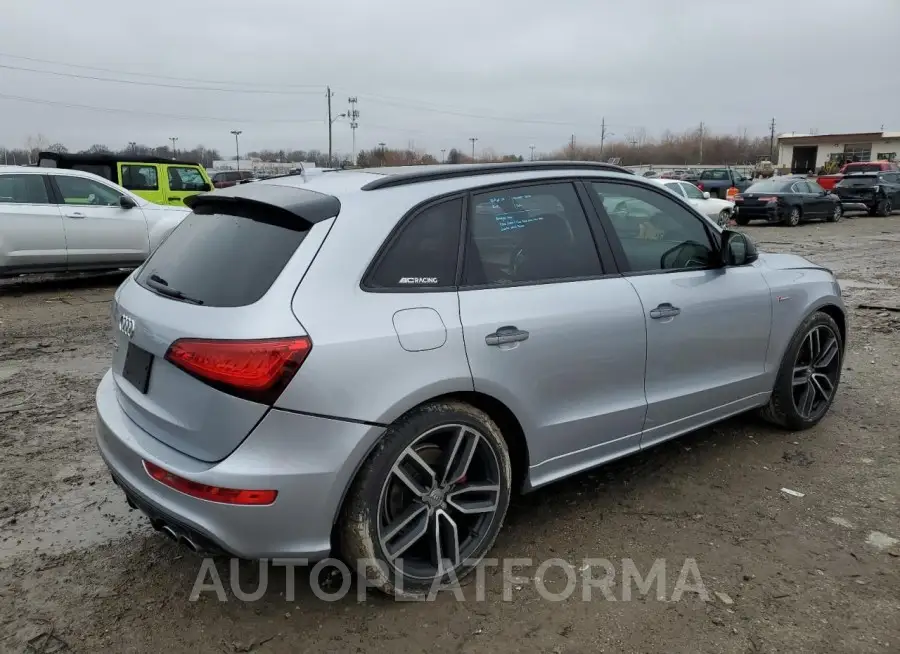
776,130,899,173
211,159,317,175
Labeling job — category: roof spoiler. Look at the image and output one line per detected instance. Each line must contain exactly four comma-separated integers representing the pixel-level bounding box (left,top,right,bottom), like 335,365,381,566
184,182,340,228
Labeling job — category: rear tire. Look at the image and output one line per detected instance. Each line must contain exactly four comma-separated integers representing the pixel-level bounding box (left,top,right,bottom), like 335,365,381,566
717,208,732,227
339,400,512,598
760,311,843,431
734,213,750,226
826,203,843,222
784,206,802,226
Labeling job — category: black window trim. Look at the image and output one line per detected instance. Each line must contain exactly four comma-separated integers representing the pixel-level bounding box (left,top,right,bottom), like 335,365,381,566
0,173,55,206
458,178,617,291
120,162,161,191
360,176,625,294
583,178,724,278
360,191,468,294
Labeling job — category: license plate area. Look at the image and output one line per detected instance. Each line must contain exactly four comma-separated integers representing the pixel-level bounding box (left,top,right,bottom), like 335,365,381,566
122,343,154,394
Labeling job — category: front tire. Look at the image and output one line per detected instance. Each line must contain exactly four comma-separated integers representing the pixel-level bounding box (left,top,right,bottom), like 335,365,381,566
339,400,512,598
718,208,732,227
761,311,843,431
784,206,802,226
877,198,893,217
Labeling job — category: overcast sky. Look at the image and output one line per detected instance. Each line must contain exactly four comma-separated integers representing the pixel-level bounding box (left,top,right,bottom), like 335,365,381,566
1,0,898,158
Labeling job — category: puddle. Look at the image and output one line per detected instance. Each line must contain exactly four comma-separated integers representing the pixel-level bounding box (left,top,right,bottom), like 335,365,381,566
0,460,148,562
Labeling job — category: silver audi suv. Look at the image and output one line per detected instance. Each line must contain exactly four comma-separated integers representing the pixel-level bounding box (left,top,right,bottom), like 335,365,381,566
96,162,846,596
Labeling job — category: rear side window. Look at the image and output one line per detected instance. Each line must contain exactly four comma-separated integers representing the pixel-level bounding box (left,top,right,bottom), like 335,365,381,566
463,183,602,286
0,174,50,204
71,164,114,181
367,198,463,289
137,212,309,307
121,164,159,191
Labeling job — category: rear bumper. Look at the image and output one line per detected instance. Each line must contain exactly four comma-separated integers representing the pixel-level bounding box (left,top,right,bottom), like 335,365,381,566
95,370,384,559
735,205,781,222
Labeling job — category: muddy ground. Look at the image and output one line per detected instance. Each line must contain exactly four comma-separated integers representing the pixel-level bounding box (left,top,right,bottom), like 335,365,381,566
1,215,898,654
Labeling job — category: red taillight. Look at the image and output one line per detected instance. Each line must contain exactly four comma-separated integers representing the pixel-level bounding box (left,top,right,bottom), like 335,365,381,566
164,336,311,403
758,196,779,203
143,460,277,505
734,194,744,202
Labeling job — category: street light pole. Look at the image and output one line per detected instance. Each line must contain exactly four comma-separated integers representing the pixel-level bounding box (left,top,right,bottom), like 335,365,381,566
169,137,178,158
231,130,242,172
441,148,446,163
378,142,386,167
469,137,478,162
529,144,535,161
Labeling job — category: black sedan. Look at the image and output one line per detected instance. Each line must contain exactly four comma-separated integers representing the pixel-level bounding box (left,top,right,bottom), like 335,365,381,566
733,177,842,226
832,172,900,217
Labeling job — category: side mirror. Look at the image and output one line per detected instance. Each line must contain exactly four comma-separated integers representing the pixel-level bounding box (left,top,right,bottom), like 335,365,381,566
201,182,212,192
703,191,711,199
720,229,758,267
119,195,136,209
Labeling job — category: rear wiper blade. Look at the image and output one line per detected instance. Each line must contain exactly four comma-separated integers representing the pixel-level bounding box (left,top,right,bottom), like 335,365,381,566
146,274,204,305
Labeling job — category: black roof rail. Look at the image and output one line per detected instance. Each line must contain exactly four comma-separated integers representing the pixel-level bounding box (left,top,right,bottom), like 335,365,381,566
360,161,635,191
37,151,202,167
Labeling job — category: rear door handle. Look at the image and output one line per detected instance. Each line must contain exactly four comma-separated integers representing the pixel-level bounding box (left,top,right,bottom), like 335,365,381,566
485,326,529,346
66,212,85,219
649,303,681,319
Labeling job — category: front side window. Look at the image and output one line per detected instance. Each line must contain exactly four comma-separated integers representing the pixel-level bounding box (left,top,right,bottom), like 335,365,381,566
54,175,124,206
464,183,602,286
591,182,714,273
0,174,50,204
167,166,207,191
367,198,463,289
681,182,705,200
662,182,685,198
121,164,159,191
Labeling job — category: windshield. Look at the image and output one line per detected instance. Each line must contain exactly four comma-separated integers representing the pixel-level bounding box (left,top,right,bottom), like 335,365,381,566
842,163,883,174
837,175,878,187
745,180,790,193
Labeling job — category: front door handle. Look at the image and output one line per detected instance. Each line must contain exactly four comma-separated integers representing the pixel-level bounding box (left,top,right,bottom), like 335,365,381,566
66,211,85,219
649,303,681,319
485,326,529,346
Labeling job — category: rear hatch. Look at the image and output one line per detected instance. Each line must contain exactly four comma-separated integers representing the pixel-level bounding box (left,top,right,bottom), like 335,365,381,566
109,184,338,462
834,175,877,200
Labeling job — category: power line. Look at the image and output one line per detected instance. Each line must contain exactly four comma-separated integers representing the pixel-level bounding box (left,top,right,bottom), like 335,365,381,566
0,51,323,89
0,63,322,95
0,92,324,124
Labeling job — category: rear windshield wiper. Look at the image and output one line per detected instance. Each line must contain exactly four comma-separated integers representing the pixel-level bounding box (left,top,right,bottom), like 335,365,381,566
146,274,204,305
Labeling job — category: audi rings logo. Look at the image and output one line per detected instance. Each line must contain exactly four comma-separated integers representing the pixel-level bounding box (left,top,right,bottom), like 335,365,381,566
118,314,136,338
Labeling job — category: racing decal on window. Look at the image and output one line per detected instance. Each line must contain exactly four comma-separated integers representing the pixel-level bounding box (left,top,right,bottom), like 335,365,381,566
398,277,439,284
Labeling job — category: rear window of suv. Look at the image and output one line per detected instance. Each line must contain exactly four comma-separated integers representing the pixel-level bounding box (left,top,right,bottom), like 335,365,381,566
136,211,309,307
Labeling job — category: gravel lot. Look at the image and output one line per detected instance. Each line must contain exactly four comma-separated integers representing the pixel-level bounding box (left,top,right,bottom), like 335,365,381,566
1,215,899,654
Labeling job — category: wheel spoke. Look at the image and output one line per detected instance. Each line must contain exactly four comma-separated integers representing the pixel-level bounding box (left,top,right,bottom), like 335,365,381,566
811,373,834,401
392,448,438,497
814,337,839,369
792,366,809,386
442,427,480,485
381,504,430,562
800,380,817,416
447,484,501,515
806,328,822,363
430,508,461,574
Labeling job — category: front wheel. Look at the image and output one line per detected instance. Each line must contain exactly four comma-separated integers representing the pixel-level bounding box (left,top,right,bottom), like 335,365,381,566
339,400,512,598
826,203,843,222
717,208,732,227
761,311,843,431
877,198,893,217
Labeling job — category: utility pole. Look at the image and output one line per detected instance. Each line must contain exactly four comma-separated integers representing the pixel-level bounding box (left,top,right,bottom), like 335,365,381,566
230,130,242,172
569,134,576,156
347,96,359,165
599,117,607,156
440,148,446,163
469,137,478,161
169,137,178,158
529,144,535,161
769,117,776,160
698,122,704,164
326,86,333,167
